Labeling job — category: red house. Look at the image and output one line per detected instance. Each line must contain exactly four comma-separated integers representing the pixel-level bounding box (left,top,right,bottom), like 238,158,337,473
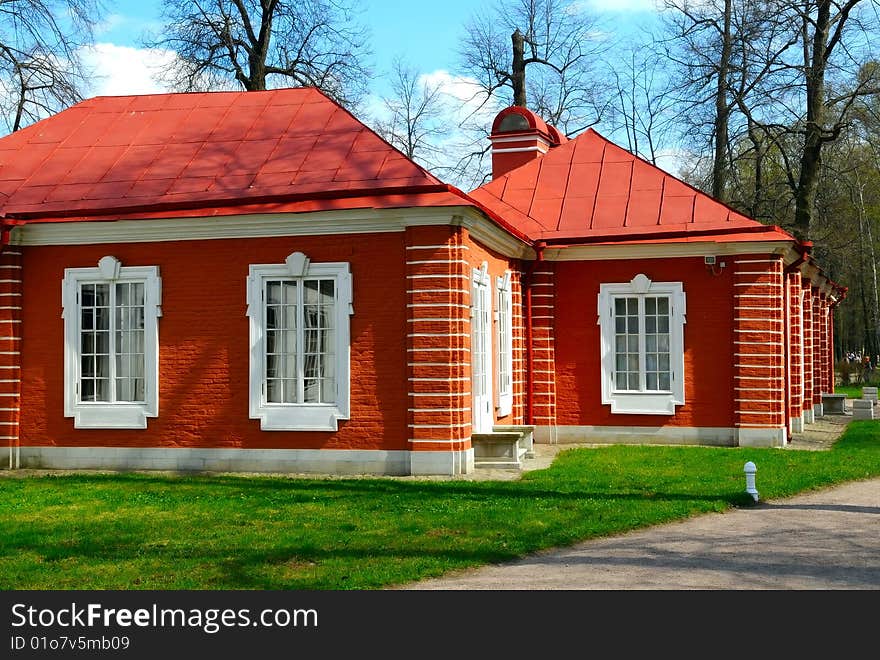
0,88,843,475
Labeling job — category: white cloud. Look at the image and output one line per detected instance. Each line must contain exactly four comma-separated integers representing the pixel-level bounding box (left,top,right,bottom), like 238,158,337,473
419,70,503,128
80,43,175,97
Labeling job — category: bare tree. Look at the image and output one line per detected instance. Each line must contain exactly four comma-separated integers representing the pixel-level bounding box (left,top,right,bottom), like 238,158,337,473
0,0,101,132
144,0,372,107
458,0,610,136
607,42,678,168
787,0,880,241
373,59,449,171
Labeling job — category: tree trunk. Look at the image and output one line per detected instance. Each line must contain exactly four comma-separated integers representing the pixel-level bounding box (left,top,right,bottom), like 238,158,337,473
793,1,831,241
511,29,526,107
712,0,733,200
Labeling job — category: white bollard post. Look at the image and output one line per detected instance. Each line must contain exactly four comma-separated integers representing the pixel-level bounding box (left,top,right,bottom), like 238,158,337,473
744,461,759,502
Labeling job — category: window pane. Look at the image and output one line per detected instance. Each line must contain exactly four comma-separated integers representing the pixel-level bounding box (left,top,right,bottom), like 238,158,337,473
659,354,670,371
320,280,334,300
266,282,282,305
283,379,296,403
304,280,319,305
95,331,109,354
615,317,626,333
117,283,130,306
95,378,110,402
81,333,94,354
645,316,656,333
659,335,670,352
657,298,669,314
81,308,94,330
628,374,639,390
615,336,626,352
646,335,656,352
304,354,320,379
81,284,95,306
628,355,638,371
659,373,671,390
627,317,638,333
267,379,282,403
659,316,669,333
95,307,109,330
132,283,145,306
116,354,130,378
283,282,297,305
284,305,297,332
322,378,335,402
646,354,657,371
614,298,627,315
81,379,95,401
646,373,658,390
627,298,637,314
93,284,109,307
303,379,320,403
645,298,655,314
82,355,95,378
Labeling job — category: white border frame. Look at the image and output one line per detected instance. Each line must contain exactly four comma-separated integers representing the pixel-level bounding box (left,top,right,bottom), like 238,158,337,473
246,252,352,431
495,270,513,418
61,257,162,429
597,274,686,415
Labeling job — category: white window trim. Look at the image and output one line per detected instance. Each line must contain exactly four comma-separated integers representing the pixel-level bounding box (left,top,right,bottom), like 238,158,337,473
62,256,162,429
597,274,686,415
246,251,352,431
495,270,513,418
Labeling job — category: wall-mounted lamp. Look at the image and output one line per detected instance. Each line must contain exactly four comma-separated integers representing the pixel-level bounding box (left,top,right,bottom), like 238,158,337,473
705,255,726,277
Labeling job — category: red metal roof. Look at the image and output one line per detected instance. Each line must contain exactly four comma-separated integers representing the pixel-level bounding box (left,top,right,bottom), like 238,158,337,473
0,88,449,220
470,127,795,244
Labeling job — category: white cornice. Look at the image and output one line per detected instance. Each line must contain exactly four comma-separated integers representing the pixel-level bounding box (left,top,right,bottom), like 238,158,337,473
11,206,528,259
542,240,794,261
454,208,535,260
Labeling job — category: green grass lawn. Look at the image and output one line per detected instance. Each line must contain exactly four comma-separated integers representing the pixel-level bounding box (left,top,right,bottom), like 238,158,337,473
3,421,880,590
835,384,864,398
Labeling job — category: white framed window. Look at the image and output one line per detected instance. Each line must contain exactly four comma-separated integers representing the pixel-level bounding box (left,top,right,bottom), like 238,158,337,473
495,271,513,418
62,256,161,429
598,274,686,415
247,251,352,431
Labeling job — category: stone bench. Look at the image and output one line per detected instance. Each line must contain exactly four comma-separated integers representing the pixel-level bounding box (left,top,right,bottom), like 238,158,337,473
493,424,535,458
853,398,874,420
472,432,525,469
472,425,536,470
820,393,847,415
863,386,878,402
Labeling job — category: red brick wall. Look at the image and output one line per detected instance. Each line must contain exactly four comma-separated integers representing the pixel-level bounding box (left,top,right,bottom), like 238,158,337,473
786,271,803,423
553,256,735,428
802,283,814,414
405,226,471,454
812,288,824,403
0,245,22,464
732,255,785,430
20,234,410,451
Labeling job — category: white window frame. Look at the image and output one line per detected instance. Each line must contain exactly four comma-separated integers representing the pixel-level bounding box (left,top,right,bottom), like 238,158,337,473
247,251,352,431
495,270,513,418
62,256,162,429
597,274,686,415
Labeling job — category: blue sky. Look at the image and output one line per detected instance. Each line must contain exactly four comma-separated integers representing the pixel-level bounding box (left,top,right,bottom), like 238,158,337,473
86,0,662,98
